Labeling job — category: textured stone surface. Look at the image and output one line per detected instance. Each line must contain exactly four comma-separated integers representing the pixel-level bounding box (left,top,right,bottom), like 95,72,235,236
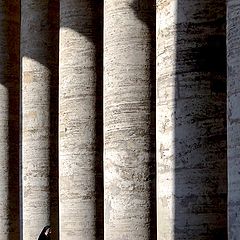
157,0,227,239
0,1,234,239
0,1,20,239
104,0,155,239
156,2,176,238
21,1,58,239
227,1,240,239
59,1,103,239
156,0,227,240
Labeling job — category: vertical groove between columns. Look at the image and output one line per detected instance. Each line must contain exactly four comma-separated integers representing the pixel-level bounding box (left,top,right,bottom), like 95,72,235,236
95,1,104,239
49,0,59,239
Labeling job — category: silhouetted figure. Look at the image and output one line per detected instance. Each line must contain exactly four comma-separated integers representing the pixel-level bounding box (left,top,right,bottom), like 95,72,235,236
38,226,51,240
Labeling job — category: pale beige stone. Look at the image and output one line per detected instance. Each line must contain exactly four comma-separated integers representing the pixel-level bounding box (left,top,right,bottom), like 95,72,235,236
104,0,155,239
21,1,56,239
59,1,102,239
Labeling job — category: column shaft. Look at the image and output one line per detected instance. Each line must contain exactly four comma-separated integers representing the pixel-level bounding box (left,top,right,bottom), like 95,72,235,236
227,1,240,238
21,1,57,239
0,1,20,239
104,0,155,239
59,1,102,239
157,0,227,239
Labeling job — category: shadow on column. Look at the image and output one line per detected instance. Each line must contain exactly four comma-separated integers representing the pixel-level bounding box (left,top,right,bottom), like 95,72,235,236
48,1,59,239
174,0,227,239
95,2,104,239
60,1,104,238
2,1,21,239
130,1,156,239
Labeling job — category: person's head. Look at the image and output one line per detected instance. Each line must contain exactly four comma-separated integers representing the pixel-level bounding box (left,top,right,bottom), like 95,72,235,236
38,226,51,240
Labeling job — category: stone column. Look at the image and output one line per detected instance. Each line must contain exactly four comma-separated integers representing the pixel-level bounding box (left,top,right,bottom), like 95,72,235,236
157,0,227,239
0,1,20,239
104,0,155,239
227,1,240,239
21,1,57,239
156,2,176,238
59,1,102,239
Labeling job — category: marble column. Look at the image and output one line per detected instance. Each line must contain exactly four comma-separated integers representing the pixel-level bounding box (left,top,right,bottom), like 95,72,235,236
104,0,155,239
227,1,240,239
0,1,20,239
21,1,57,239
59,1,102,239
157,0,227,239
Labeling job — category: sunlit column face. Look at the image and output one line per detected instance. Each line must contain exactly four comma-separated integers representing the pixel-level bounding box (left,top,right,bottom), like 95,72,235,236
22,56,51,239
156,1,177,239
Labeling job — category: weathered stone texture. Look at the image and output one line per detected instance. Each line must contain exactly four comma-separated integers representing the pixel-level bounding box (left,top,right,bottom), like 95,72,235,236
0,1,20,239
21,1,56,239
59,1,102,239
227,1,240,239
157,0,227,239
104,0,155,239
0,1,232,239
156,2,177,238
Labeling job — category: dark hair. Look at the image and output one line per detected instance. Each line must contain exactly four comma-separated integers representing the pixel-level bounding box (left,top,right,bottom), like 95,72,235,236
38,226,51,240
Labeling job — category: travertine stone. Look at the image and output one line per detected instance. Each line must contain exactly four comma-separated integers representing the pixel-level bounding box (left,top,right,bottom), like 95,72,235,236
59,1,101,239
104,0,155,239
156,2,177,238
0,1,20,239
21,1,56,239
157,0,227,239
227,1,240,239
